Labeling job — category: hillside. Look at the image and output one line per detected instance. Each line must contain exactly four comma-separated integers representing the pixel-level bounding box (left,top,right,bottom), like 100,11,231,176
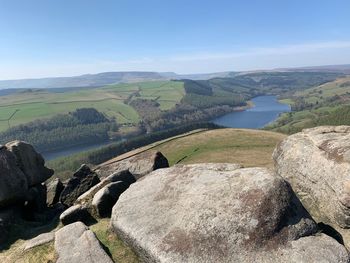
267,75,350,133
99,128,286,168
0,72,169,90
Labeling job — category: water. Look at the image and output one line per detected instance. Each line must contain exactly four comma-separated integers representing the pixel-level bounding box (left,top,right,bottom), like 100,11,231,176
212,95,291,129
42,140,113,161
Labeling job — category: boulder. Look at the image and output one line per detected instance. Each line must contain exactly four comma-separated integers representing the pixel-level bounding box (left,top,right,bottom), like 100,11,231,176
23,232,55,251
111,163,349,263
59,204,93,225
273,125,350,248
0,141,54,207
95,151,169,179
46,178,64,206
55,221,113,263
6,141,53,186
76,170,135,206
0,146,28,207
92,181,129,217
60,165,100,207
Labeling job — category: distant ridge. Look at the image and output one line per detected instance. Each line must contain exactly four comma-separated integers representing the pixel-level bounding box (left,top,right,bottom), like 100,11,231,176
0,64,348,90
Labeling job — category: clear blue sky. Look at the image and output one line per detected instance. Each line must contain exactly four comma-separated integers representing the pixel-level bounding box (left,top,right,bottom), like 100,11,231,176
1,0,350,79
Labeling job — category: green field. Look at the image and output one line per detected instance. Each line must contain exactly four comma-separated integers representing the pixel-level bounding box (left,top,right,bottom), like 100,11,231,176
0,81,184,132
294,76,350,104
149,128,286,168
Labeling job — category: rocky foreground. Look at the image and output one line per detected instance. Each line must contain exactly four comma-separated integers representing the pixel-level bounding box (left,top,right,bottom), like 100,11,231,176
2,126,350,262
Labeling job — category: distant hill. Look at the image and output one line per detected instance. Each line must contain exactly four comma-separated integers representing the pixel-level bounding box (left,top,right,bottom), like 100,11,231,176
0,72,169,90
279,64,350,74
0,71,239,90
0,64,348,90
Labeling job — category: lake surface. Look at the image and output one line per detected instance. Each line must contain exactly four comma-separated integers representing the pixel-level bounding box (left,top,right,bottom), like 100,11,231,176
212,95,291,129
42,140,113,161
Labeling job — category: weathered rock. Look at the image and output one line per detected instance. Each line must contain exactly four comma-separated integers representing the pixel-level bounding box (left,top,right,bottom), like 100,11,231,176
92,181,129,217
60,165,100,207
59,204,93,225
23,232,55,251
111,163,349,263
55,221,113,263
95,151,169,179
46,178,64,206
0,146,28,207
273,125,350,248
76,170,135,206
6,141,53,186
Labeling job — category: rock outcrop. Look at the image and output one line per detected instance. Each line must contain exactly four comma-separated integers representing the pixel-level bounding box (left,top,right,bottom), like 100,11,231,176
95,151,169,179
55,221,113,263
111,163,349,262
60,165,100,207
273,125,350,248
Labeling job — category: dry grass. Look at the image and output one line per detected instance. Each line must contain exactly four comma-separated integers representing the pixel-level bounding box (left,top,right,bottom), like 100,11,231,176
0,241,56,263
151,128,286,168
89,219,139,263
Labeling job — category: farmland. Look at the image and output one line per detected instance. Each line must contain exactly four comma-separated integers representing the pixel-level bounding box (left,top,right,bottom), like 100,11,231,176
0,81,184,132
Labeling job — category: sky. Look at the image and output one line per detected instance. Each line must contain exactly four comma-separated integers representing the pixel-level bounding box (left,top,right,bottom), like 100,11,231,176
0,0,350,80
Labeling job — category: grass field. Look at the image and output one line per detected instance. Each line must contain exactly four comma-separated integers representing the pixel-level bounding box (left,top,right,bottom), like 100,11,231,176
98,128,286,170
142,128,286,168
0,80,184,132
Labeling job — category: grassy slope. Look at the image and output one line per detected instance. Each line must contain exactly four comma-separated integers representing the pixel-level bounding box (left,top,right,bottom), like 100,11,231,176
0,81,184,131
149,128,286,168
267,76,350,134
98,128,285,169
294,75,350,104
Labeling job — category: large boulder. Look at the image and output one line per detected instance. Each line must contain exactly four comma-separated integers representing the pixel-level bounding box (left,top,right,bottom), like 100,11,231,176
76,170,135,206
54,221,113,263
273,125,350,248
0,141,53,207
95,151,169,179
60,165,100,207
46,178,64,206
92,181,129,217
6,141,53,186
0,146,28,207
111,163,349,263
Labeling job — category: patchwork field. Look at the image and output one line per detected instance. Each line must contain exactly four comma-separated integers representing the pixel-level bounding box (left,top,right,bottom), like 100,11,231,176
0,81,184,132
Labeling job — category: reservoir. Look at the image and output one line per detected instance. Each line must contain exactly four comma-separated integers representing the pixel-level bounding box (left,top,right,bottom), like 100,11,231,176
212,95,291,129
43,95,290,161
